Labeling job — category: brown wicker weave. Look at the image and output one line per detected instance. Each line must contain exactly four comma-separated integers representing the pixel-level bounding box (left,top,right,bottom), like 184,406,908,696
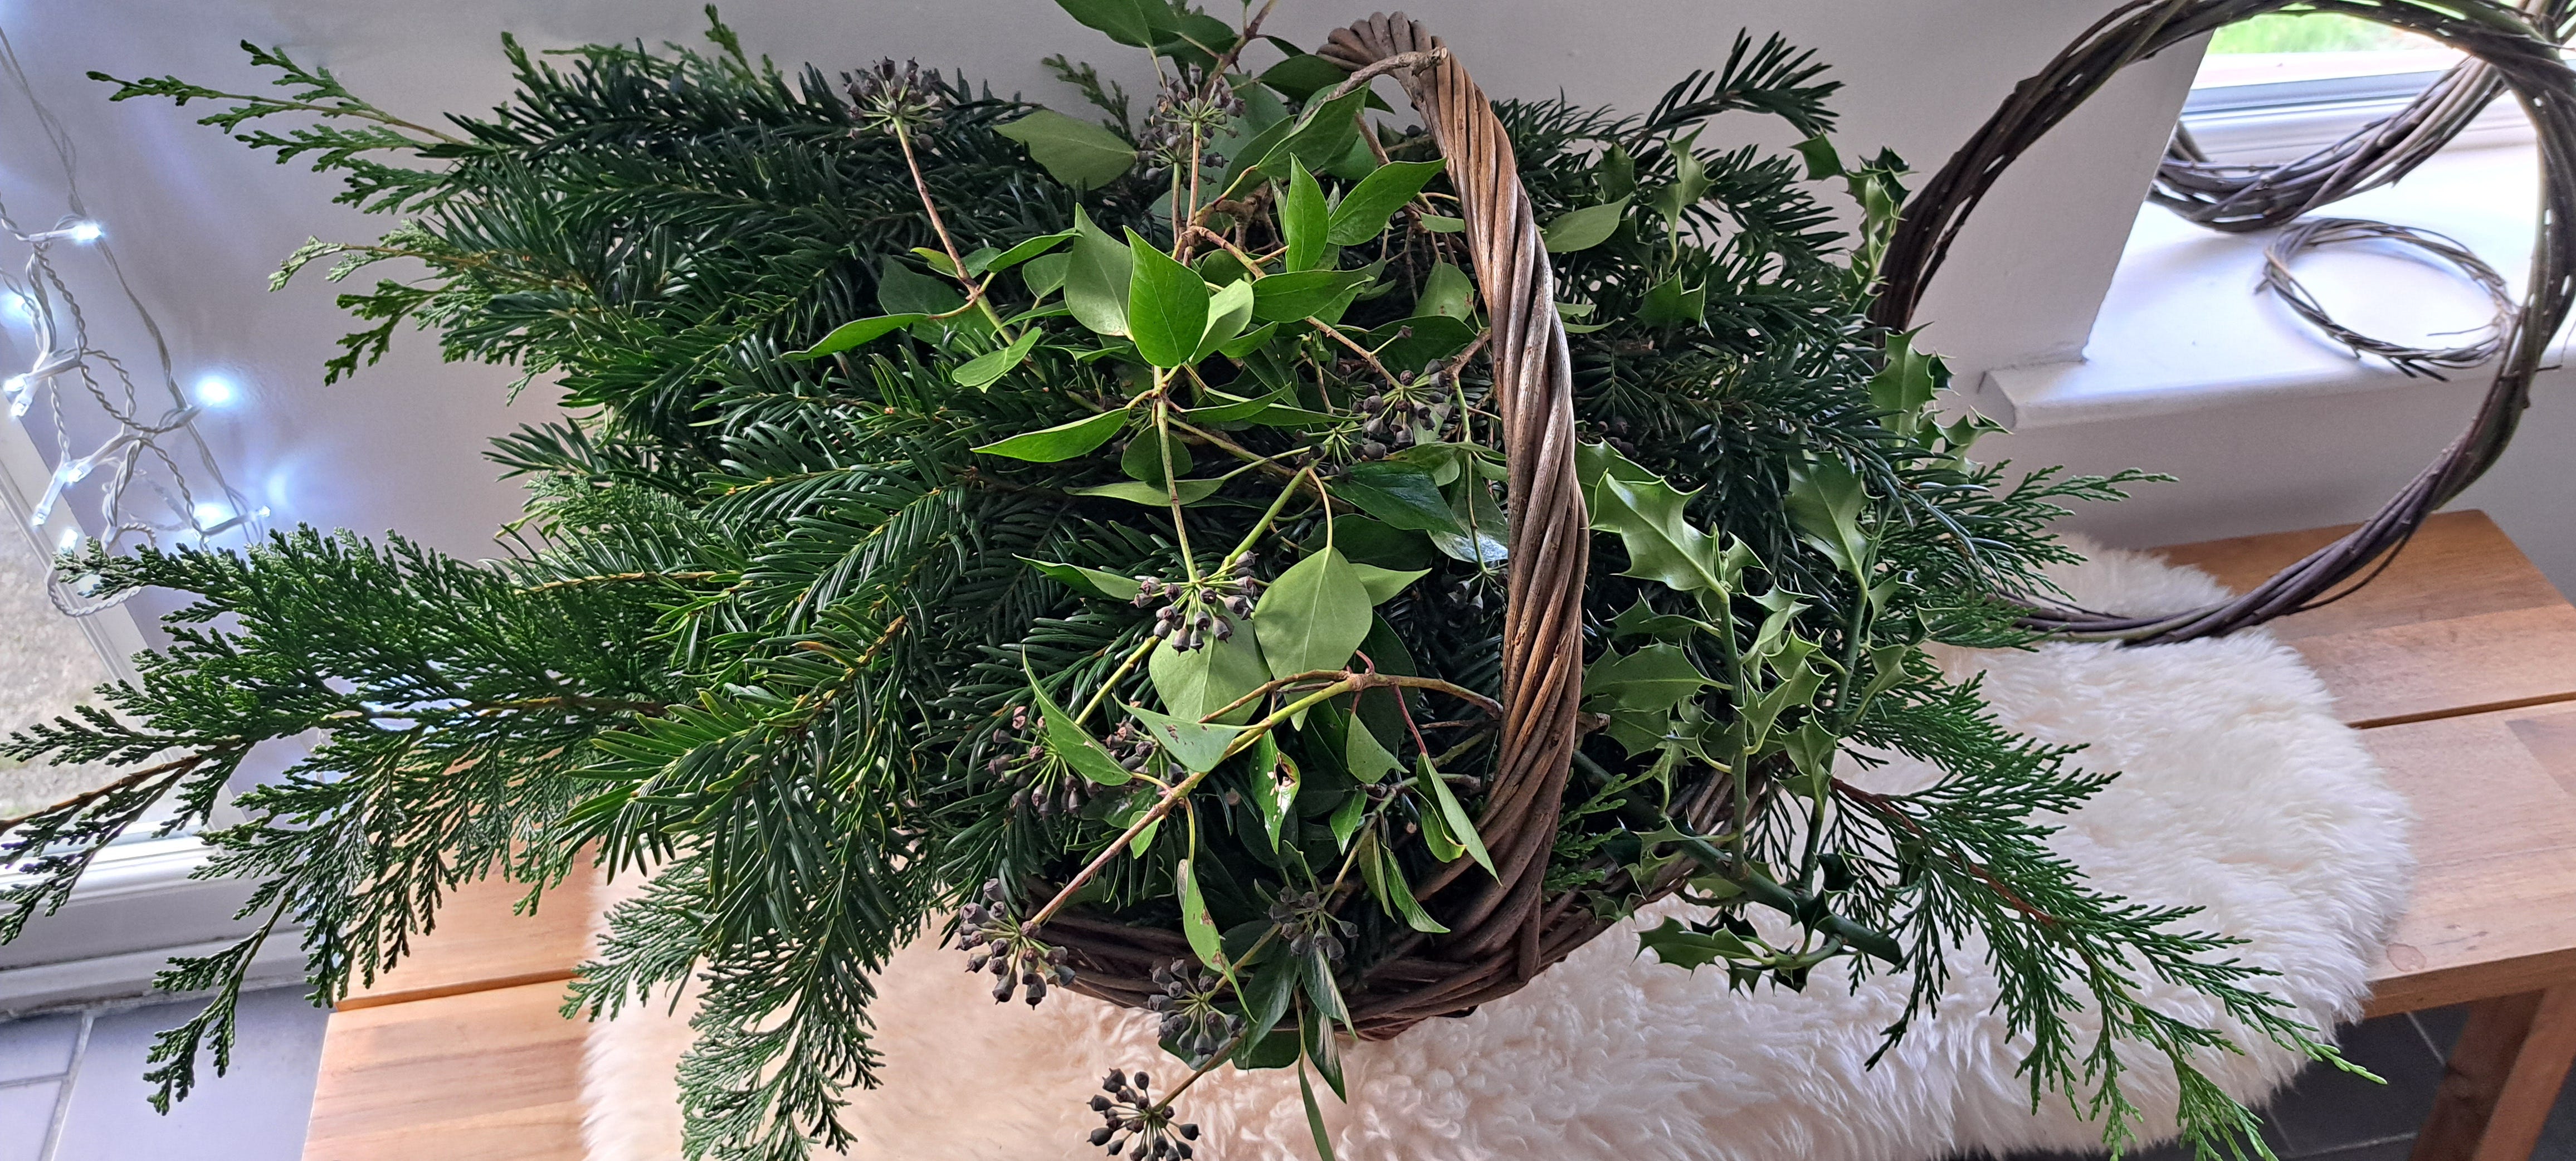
1872,0,2576,643
1051,12,1603,1040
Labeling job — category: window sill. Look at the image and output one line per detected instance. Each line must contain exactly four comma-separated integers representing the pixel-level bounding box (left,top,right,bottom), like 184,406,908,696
1980,141,2555,431
0,836,300,1015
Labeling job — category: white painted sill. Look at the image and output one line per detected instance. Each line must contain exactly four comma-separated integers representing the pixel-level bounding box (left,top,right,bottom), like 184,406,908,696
0,836,303,1015
1980,137,2557,430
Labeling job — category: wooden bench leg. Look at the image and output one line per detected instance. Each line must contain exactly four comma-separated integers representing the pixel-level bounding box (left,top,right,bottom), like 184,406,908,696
2409,984,2576,1161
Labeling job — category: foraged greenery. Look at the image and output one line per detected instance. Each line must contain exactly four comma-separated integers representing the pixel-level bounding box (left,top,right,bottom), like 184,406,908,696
0,4,2357,1159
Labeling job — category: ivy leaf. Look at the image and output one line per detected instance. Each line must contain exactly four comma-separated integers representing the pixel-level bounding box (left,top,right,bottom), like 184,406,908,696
1380,843,1449,934
1193,279,1256,363
1252,547,1373,682
1065,207,1132,337
1326,159,1445,246
1124,703,1244,772
1252,732,1299,852
790,313,926,360
1020,557,1142,602
1256,87,1370,185
998,110,1138,191
1120,427,1194,486
1582,642,1715,712
1022,252,1071,299
1251,269,1372,323
984,230,1077,272
1050,0,1173,48
1346,562,1427,605
876,256,963,316
1299,1059,1340,1161
1331,461,1461,534
1125,228,1209,368
1415,754,1492,877
1259,53,1348,102
949,328,1042,389
1070,479,1223,507
1416,260,1475,320
1340,710,1399,781
1177,857,1228,971
1416,213,1463,233
971,409,1128,461
1541,196,1629,253
1364,314,1477,374
1282,156,1329,273
1146,628,1268,724
1328,789,1365,850
1023,660,1132,786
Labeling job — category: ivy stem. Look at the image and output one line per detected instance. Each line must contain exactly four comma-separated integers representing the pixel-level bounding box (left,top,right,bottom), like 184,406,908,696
1073,633,1162,730
1218,465,1316,575
892,120,1011,338
1153,387,1201,584
1030,679,1357,930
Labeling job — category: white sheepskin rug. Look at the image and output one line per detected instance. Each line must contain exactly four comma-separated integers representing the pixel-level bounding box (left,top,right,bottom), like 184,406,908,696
580,540,2413,1160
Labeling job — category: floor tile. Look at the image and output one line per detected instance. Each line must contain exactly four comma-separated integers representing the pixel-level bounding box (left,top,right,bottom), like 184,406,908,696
49,987,327,1161
2297,1138,2416,1161
2261,1014,2447,1156
0,1079,58,1161
0,1013,77,1084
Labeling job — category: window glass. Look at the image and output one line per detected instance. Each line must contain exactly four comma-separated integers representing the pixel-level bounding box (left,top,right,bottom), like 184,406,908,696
2194,13,2461,90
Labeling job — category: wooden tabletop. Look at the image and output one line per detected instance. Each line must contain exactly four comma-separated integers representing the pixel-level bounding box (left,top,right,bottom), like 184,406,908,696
301,509,2576,1160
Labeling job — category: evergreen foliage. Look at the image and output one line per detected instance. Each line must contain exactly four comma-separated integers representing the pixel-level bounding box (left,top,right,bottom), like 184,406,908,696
0,6,2352,1158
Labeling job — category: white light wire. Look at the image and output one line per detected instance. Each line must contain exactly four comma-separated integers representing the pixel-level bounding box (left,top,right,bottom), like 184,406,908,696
0,23,263,616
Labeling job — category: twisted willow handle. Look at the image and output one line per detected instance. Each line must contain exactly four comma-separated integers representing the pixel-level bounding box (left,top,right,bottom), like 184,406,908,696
1873,0,2576,643
1320,14,1589,984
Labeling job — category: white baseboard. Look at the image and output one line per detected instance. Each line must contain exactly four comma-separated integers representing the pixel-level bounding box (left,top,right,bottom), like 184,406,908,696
0,836,304,1017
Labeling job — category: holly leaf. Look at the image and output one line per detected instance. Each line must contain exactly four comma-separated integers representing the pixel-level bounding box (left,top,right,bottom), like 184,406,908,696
1582,642,1715,712
1637,915,1756,970
1785,457,1871,580
971,409,1128,461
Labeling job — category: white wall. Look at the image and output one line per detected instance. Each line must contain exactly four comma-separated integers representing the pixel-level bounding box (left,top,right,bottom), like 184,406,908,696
2,1,2563,600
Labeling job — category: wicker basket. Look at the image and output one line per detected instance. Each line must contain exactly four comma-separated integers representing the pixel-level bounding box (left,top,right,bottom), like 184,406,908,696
1046,1,2576,1041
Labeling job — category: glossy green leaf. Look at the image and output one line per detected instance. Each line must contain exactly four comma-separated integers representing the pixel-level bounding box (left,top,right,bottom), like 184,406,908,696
1582,642,1715,712
1794,133,1845,180
1575,441,1727,593
1364,314,1477,374
876,255,963,315
1331,461,1460,534
1417,261,1475,320
1252,547,1373,681
1282,157,1329,273
1785,457,1871,579
1607,597,1714,642
1380,843,1448,933
1637,915,1756,970
1316,515,1435,571
949,328,1042,389
1651,139,1710,232
1415,754,1493,876
1346,562,1427,605
1124,228,1209,367
1252,733,1299,852
1146,627,1267,724
1598,143,1637,200
1326,159,1446,246
1541,196,1629,253
1339,709,1399,781
1299,1059,1339,1161
1416,212,1463,233
1260,87,1369,184
1020,557,1141,602
1218,320,1280,360
1250,269,1372,323
1120,427,1194,486
1638,275,1706,328
1050,0,1172,48
1177,857,1227,970
791,313,926,360
1194,278,1256,362
984,230,1077,272
1123,703,1244,772
1024,660,1132,786
1328,789,1365,850
1070,479,1223,506
1021,252,1071,299
970,408,1128,461
1065,207,1132,336
1260,53,1348,101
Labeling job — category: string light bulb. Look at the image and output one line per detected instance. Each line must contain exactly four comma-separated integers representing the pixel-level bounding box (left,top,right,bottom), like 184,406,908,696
193,373,238,407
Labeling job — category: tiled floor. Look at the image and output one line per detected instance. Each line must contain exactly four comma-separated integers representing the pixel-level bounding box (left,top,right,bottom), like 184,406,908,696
1990,1007,2576,1161
0,986,328,1161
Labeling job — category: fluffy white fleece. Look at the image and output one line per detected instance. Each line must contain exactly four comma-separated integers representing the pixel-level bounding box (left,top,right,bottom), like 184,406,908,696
581,540,2413,1161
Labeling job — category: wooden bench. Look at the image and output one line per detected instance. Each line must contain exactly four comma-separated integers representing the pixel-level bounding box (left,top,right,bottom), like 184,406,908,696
299,510,2576,1161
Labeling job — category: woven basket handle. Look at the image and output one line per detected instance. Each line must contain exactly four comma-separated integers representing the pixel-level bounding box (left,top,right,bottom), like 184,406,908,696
1320,14,1589,976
